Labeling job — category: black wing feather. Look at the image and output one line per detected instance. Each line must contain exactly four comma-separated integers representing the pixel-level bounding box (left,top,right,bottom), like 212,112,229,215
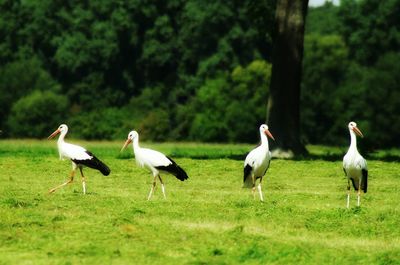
155,156,188,181
72,151,111,176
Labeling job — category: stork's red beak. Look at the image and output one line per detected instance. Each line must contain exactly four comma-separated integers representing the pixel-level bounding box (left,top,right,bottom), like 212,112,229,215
48,129,60,139
121,139,132,152
265,129,275,141
352,126,364,138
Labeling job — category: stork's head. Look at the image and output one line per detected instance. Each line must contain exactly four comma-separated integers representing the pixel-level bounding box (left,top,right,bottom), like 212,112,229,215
260,124,275,141
348,121,363,138
121,130,138,151
48,124,68,139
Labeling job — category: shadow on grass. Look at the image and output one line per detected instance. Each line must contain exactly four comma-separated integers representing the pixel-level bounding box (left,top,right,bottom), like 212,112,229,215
116,152,400,162
369,154,400,162
175,154,247,160
176,152,400,162
291,153,343,162
116,152,247,161
285,153,400,162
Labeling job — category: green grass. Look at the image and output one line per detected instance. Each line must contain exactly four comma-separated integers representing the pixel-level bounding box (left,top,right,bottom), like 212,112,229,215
0,140,400,264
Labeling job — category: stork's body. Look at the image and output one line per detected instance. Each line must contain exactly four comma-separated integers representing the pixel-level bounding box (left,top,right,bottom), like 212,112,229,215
122,131,188,200
343,121,368,208
243,124,275,201
48,124,110,194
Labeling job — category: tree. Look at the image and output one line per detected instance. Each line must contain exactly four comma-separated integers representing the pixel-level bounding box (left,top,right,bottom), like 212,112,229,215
7,90,68,138
360,52,400,148
267,0,309,157
0,58,60,133
305,2,340,35
301,34,349,144
190,60,271,142
338,0,400,65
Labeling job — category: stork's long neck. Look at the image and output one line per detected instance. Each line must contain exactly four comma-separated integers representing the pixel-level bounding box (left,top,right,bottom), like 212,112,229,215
132,136,140,153
57,130,67,145
57,130,67,159
260,130,269,150
348,129,358,153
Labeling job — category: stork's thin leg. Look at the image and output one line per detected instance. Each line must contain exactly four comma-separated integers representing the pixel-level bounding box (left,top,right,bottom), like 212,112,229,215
346,179,350,209
79,167,86,195
252,185,256,200
147,175,157,200
158,175,166,199
251,175,256,200
257,178,264,202
49,170,75,194
357,178,362,206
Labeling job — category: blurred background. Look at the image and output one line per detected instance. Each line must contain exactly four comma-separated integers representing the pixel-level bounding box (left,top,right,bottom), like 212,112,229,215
0,0,398,148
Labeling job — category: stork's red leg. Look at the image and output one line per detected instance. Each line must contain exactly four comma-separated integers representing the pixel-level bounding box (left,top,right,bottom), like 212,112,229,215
49,170,75,194
157,175,166,199
251,174,256,200
79,167,86,194
147,175,157,200
257,177,264,202
357,178,362,206
346,179,350,208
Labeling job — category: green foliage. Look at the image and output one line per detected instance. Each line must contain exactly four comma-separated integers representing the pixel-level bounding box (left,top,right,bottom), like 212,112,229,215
169,102,197,141
0,0,399,148
67,108,131,140
7,91,68,138
338,0,400,64
229,60,271,141
301,34,349,144
361,52,400,148
0,58,60,131
0,0,276,142
306,2,341,35
124,86,172,141
301,2,400,148
191,60,271,142
127,86,165,118
190,77,229,142
138,109,170,142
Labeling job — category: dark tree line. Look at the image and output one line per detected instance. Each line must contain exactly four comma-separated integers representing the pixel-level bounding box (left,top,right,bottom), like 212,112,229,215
0,0,399,150
301,0,400,149
0,0,276,141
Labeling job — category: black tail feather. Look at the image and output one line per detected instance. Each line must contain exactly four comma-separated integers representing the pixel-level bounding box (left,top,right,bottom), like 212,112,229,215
350,170,368,193
156,156,188,181
243,164,253,188
72,151,111,176
362,169,368,193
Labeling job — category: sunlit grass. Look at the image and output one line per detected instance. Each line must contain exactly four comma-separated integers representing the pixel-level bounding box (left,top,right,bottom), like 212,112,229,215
0,140,399,264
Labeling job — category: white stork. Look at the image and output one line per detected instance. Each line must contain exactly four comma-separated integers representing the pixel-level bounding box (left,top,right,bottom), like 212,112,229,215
48,124,110,194
343,121,368,208
243,124,275,201
121,130,188,200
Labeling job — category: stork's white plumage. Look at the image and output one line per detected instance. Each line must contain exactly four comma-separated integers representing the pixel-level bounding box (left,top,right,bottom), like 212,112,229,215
121,130,188,200
243,124,275,201
343,121,368,208
48,124,110,194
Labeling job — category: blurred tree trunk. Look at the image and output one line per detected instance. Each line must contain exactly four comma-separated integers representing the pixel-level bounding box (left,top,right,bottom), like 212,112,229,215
267,0,309,157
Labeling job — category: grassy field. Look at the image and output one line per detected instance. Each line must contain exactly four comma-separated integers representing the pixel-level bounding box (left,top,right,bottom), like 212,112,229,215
0,140,400,265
